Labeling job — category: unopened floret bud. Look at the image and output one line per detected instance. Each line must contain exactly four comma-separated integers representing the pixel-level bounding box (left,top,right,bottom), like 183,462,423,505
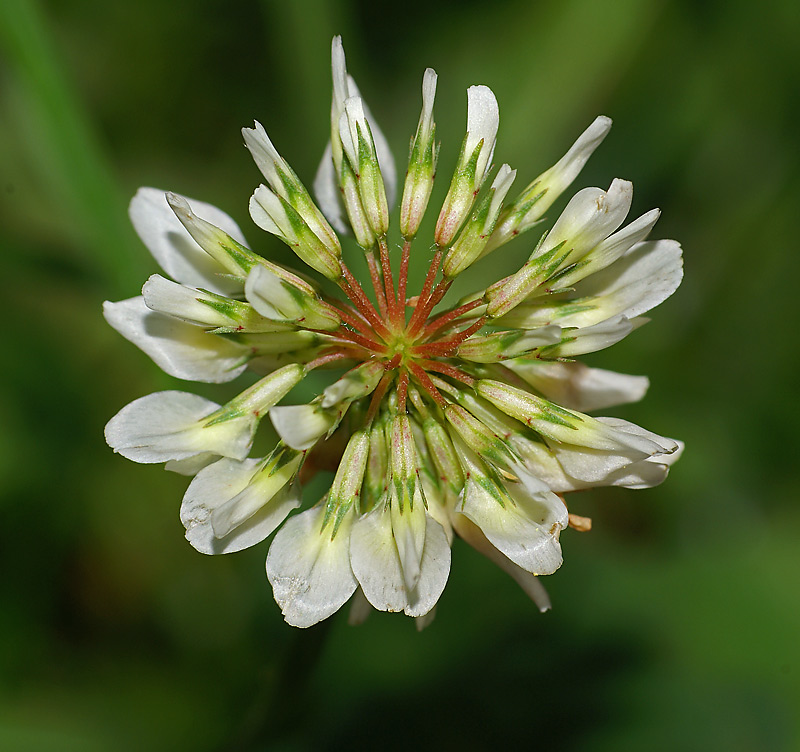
400,68,439,240
249,185,342,280
245,265,340,331
339,97,389,237
443,164,516,278
435,85,499,248
483,116,613,256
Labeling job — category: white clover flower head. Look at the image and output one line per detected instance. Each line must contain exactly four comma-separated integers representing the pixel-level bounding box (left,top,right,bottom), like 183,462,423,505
105,37,683,629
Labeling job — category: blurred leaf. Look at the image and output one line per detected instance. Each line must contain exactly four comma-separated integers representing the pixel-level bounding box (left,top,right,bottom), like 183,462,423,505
0,0,146,294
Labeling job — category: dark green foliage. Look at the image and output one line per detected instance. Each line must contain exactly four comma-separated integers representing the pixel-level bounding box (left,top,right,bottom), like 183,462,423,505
1,0,799,749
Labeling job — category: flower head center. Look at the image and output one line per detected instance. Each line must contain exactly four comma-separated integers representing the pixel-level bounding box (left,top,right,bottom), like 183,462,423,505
318,240,480,413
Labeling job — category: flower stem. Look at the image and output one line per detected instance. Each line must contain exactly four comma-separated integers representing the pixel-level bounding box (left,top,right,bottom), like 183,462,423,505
305,351,351,370
421,298,485,339
412,315,488,356
364,251,388,317
334,328,387,353
396,239,411,326
396,369,409,413
366,370,395,424
407,277,452,338
339,263,391,340
377,236,397,323
406,360,447,407
406,248,442,333
417,358,475,387
325,301,375,338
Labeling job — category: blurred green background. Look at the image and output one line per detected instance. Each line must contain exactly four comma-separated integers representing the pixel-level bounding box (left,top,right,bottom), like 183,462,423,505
2,0,799,750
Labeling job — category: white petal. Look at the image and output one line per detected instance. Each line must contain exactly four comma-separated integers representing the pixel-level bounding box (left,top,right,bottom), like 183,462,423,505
105,391,256,464
106,390,215,463
546,208,661,295
242,121,285,189
313,142,348,234
315,131,395,232
405,515,450,618
103,297,248,383
331,36,349,116
603,439,684,489
513,463,559,500
210,456,302,539
267,504,358,628
489,164,517,210
350,506,450,617
338,98,362,169
459,479,567,576
555,314,635,357
165,453,218,476
390,488,427,592
141,274,231,327
509,361,649,411
550,417,679,483
573,239,684,320
566,411,670,455
342,74,396,207
510,431,675,494
466,85,499,184
244,265,297,321
319,38,396,223
536,115,613,206
129,187,244,295
249,185,291,239
350,505,407,613
549,444,640,484
419,472,455,546
418,68,437,142
546,179,633,261
269,404,335,451
596,418,682,488
509,436,585,494
574,209,660,281
596,417,678,454
365,102,396,208
181,459,301,554
512,430,682,491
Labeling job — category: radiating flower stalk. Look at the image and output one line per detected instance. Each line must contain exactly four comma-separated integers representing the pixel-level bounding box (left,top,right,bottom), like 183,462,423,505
105,37,683,628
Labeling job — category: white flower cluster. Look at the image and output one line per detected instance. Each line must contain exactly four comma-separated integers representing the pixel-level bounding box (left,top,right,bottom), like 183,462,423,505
105,37,683,628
